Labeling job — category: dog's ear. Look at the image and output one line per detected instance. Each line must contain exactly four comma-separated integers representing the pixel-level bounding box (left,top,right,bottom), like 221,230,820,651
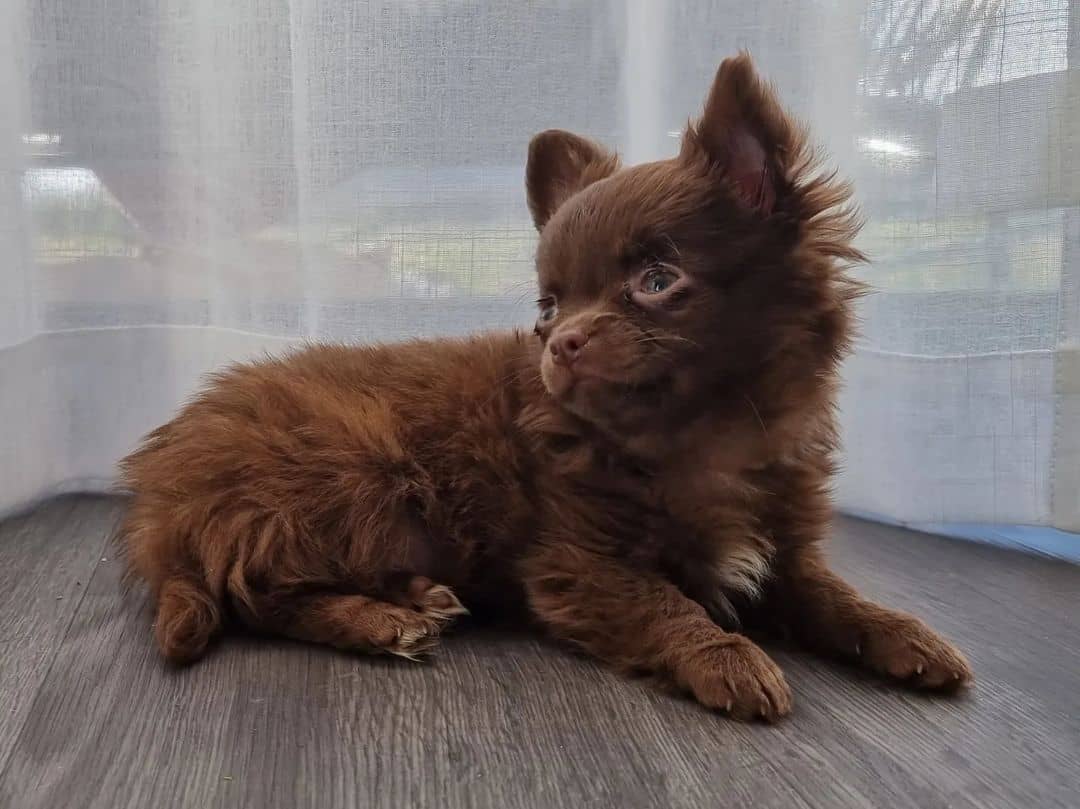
526,130,620,231
680,52,797,216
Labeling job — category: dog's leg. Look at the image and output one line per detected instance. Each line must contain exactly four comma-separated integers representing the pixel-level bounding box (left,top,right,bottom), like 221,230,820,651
520,542,792,721
240,575,468,660
769,545,973,690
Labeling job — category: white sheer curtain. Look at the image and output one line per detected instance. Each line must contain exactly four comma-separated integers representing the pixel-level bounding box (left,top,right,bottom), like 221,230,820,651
1,1,1077,554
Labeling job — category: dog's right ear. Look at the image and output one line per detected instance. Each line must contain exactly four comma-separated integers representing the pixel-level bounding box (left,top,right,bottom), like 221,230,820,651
526,130,619,231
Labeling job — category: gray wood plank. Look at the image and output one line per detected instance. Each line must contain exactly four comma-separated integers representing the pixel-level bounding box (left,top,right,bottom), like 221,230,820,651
774,518,1080,809
829,518,1080,710
0,500,1077,809
0,496,120,773
0,510,809,809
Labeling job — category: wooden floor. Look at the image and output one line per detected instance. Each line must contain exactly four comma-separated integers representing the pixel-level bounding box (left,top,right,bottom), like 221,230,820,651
0,496,1076,809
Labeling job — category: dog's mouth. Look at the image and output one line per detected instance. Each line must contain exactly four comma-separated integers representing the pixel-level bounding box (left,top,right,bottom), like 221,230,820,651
543,362,672,413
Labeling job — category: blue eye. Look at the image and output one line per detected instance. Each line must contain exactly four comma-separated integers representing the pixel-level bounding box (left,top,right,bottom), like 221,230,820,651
536,300,558,325
642,270,677,294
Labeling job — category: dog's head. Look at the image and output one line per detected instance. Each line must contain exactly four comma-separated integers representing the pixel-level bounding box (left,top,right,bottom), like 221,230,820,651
526,53,863,454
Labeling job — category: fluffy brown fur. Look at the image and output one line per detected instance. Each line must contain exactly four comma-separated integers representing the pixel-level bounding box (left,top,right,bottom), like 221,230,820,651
119,54,972,720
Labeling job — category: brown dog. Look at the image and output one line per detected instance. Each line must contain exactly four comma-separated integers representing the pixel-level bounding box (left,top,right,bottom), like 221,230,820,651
119,54,971,721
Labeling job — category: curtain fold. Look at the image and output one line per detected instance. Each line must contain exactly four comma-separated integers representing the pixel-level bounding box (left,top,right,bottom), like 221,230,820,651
1,1,1077,556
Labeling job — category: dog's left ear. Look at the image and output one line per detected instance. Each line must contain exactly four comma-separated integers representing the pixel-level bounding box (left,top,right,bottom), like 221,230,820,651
681,52,797,216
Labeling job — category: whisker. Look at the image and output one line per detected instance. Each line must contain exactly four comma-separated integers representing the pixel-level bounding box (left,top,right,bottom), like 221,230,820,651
743,394,768,438
480,366,542,409
511,288,537,307
590,312,620,328
630,333,702,349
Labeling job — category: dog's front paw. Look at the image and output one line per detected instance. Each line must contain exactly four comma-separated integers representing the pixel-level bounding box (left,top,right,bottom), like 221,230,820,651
855,611,973,691
677,636,792,722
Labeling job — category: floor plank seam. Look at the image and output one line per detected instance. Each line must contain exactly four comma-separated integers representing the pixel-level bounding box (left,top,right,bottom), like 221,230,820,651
0,504,121,788
1,498,1078,809
0,497,81,778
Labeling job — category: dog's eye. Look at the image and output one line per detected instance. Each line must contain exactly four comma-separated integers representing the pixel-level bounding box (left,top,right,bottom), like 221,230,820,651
536,299,558,325
641,269,677,294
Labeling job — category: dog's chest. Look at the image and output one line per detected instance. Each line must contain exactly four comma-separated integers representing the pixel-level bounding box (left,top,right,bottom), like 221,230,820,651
657,473,776,628
665,527,775,628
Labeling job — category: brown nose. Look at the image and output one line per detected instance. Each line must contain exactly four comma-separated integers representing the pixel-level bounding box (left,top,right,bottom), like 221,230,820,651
550,329,589,366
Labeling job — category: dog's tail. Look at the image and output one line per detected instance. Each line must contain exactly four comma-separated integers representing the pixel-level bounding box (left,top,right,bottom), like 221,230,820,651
154,573,221,664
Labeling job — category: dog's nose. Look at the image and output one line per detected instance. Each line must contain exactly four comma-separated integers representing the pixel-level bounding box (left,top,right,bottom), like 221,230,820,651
550,329,589,366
